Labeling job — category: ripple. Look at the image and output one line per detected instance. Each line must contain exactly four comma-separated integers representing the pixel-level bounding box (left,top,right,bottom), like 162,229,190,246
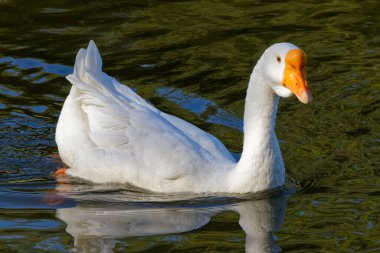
6,57,72,76
0,0,379,252
157,86,243,131
0,85,21,97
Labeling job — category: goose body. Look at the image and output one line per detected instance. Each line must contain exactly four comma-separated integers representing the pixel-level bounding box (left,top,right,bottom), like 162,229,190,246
56,41,311,193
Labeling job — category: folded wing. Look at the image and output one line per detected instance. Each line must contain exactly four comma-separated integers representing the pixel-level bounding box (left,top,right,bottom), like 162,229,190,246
63,41,234,180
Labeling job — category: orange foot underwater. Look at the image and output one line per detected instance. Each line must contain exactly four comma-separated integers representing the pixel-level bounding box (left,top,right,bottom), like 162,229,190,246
48,154,68,177
54,167,67,177
44,154,72,206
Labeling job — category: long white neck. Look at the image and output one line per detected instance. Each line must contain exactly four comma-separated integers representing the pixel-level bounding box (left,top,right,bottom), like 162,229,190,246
230,62,285,193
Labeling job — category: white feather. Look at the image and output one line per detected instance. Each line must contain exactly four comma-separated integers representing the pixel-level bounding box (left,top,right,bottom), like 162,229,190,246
273,86,293,98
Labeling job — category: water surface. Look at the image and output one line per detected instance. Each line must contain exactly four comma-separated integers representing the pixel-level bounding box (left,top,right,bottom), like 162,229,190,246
0,0,379,252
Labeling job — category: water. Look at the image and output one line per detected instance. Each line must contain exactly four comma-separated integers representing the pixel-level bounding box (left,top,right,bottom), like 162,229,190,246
0,0,379,252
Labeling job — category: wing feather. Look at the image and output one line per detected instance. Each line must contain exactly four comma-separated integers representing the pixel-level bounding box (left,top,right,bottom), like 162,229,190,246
64,41,234,179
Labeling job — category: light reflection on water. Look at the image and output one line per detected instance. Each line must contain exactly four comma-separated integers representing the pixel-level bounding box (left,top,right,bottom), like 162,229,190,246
55,194,285,253
158,86,243,131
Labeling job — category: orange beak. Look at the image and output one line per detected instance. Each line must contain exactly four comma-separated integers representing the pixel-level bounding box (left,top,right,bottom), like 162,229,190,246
282,49,312,104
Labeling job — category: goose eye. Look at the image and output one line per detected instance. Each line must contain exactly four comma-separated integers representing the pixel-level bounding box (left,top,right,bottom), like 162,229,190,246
276,56,281,63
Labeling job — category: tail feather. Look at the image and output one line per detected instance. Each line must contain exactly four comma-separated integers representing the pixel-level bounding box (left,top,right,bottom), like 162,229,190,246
73,40,102,79
66,40,156,111
69,40,107,91
85,40,102,76
67,40,131,108
73,48,86,78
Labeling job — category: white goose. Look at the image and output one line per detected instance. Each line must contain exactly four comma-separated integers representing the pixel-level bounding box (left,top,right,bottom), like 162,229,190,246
56,41,312,193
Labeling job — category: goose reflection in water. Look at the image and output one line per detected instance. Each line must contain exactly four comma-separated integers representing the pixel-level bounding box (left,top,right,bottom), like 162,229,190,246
50,184,286,253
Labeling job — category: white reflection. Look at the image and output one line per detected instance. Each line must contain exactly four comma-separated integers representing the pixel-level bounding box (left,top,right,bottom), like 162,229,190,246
56,194,285,253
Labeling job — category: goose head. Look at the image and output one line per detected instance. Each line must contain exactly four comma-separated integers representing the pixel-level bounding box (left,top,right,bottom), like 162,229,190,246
259,42,312,104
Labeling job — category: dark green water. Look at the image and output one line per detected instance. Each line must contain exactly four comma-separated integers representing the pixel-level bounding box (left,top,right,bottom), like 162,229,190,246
0,0,379,252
